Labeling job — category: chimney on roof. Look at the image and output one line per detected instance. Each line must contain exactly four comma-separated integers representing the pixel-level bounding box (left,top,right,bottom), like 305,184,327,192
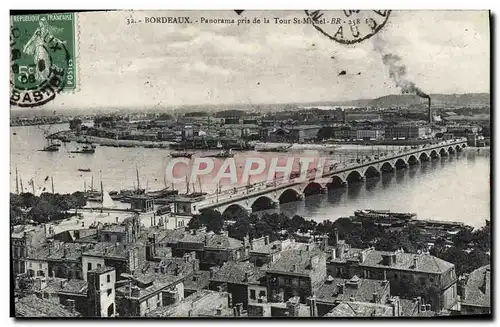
307,296,317,317
291,264,297,273
66,299,75,312
216,304,222,316
243,272,249,283
413,256,418,269
236,303,243,316
372,292,379,303
264,235,269,245
333,228,339,246
63,247,68,258
204,234,209,246
337,283,344,294
426,304,431,311
60,280,67,288
416,297,422,313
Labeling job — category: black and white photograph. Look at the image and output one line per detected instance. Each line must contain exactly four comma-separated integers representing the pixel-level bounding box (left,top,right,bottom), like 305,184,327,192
9,9,491,319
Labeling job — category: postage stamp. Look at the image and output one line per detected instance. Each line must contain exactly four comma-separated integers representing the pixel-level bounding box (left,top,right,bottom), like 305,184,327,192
10,13,77,108
304,10,391,44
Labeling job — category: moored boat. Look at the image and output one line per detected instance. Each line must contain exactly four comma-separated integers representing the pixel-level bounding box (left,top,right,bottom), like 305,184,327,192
170,152,194,159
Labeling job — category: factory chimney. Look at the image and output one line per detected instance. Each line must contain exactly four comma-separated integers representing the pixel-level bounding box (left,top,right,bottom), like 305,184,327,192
428,97,432,125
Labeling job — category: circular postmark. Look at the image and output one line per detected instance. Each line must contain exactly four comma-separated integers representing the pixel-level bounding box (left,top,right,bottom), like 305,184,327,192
304,10,391,45
10,16,71,108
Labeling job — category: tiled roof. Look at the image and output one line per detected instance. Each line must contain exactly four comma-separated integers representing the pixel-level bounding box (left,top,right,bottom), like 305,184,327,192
462,264,490,308
335,248,454,274
315,276,388,304
146,290,230,317
184,271,211,291
43,278,88,296
167,231,243,250
324,301,394,317
210,261,264,285
266,248,325,276
116,273,184,300
15,294,80,317
83,242,143,259
46,243,86,261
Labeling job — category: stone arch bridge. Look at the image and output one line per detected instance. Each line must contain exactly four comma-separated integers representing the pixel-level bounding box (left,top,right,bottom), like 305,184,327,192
191,139,467,217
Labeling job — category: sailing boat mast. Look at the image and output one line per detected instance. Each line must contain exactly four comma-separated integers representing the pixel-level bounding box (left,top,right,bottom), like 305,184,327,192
51,176,54,194
15,167,19,194
31,179,35,194
136,166,141,191
91,176,94,192
84,180,87,193
198,177,203,194
20,176,24,193
100,180,104,212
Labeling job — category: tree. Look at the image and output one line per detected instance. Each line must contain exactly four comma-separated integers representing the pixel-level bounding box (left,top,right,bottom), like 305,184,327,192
198,209,224,234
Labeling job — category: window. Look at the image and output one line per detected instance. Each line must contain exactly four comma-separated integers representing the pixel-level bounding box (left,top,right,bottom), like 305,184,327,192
87,263,92,271
107,289,112,296
29,262,32,268
394,273,398,280
97,264,102,268
43,293,49,299
39,263,42,269
250,290,256,300
259,291,266,298
430,277,434,283
107,274,111,283
37,270,45,277
419,277,426,285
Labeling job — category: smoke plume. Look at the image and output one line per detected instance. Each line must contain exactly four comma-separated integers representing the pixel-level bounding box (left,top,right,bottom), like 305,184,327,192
381,53,430,99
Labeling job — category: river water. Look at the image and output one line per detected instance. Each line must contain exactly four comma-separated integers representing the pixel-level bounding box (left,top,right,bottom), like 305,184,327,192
10,124,490,228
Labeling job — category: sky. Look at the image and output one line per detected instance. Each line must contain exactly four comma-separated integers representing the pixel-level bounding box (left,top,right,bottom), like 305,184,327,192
11,10,490,112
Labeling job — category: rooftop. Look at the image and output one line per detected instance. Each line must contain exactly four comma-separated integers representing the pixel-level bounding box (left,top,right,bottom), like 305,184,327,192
315,275,388,304
116,273,184,300
462,264,490,308
146,290,231,317
83,242,143,260
266,247,325,276
332,247,455,274
210,261,265,285
15,294,80,317
42,278,88,296
167,231,244,250
184,271,211,292
324,301,395,317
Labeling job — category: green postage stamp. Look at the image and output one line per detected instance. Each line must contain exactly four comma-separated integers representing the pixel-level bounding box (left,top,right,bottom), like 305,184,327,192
10,13,77,107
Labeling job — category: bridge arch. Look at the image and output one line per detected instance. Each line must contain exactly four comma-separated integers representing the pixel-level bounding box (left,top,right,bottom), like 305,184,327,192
346,170,364,183
455,145,461,152
278,188,301,204
221,203,249,219
439,148,448,156
364,165,380,178
430,150,440,159
380,161,395,173
303,181,325,196
407,155,419,165
448,146,456,154
250,195,276,212
419,152,430,161
327,175,347,188
394,158,408,169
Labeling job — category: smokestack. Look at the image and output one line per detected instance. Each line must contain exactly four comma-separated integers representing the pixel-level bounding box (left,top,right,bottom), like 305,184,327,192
428,97,432,124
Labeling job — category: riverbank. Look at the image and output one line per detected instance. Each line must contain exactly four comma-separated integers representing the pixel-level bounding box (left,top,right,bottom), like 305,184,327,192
49,130,174,148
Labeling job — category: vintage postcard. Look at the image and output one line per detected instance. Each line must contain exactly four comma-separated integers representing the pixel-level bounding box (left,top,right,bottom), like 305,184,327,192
10,10,491,318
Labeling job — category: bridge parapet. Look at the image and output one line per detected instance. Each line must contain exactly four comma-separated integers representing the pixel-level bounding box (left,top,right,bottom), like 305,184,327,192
195,138,467,211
